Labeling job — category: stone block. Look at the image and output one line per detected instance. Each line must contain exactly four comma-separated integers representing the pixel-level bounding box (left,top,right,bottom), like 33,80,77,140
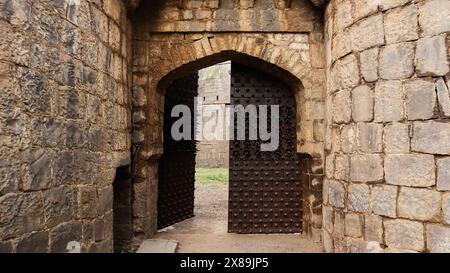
352,85,374,122
398,187,441,221
332,32,352,60
0,193,44,241
419,0,450,37
385,154,435,187
182,10,194,20
371,185,398,218
334,0,353,31
82,222,94,244
404,79,436,120
336,54,360,90
436,78,450,117
384,123,410,154
238,0,255,9
350,154,384,183
0,0,32,26
341,124,356,154
350,14,385,52
77,186,99,219
444,194,450,225
437,157,450,191
364,214,383,243
90,6,109,43
379,0,410,10
18,67,52,114
328,180,345,208
384,4,418,44
416,36,449,76
323,230,334,253
374,80,404,122
16,232,49,253
323,205,334,233
326,154,335,179
137,239,179,253
300,120,314,144
384,219,424,252
380,42,415,80
98,186,113,215
43,187,75,228
334,154,349,181
0,21,30,66
21,149,51,191
108,22,121,52
348,183,370,213
353,0,379,21
204,0,220,9
412,121,450,155
323,179,330,205
49,222,83,253
330,127,341,153
360,48,378,83
345,213,363,238
195,9,212,20
333,210,345,239
0,166,20,196
332,89,352,124
341,238,381,253
357,123,383,153
103,0,122,22
94,219,105,242
427,224,450,253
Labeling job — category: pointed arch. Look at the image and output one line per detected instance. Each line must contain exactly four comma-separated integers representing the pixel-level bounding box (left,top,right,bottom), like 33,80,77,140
130,32,326,242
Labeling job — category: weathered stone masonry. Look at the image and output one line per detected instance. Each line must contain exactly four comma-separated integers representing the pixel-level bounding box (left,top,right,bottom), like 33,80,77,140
324,0,450,253
1,0,450,253
0,0,132,252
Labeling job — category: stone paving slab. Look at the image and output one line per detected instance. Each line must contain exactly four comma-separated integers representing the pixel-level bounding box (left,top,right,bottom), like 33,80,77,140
137,239,179,253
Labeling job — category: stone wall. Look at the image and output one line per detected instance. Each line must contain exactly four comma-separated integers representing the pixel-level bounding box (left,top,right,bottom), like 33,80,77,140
4,0,449,254
131,0,326,241
197,141,229,168
0,0,132,253
136,0,319,32
196,62,230,168
324,0,450,253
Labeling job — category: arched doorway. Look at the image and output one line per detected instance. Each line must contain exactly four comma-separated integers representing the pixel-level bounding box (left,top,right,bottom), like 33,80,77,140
157,61,302,234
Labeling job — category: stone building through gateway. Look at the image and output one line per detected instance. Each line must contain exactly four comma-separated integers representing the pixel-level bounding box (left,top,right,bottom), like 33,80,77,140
196,61,231,168
0,0,450,253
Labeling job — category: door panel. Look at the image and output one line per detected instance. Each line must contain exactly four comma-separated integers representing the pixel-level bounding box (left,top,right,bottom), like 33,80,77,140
158,73,198,230
229,63,302,234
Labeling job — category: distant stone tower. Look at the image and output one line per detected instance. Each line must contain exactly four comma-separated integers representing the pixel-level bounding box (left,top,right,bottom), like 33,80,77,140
196,61,231,168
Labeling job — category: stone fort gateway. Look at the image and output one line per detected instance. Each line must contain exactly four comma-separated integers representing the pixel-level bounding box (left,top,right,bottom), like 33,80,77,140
0,0,450,254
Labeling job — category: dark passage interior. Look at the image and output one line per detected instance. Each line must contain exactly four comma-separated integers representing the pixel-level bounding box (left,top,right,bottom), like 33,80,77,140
158,73,199,229
113,166,132,252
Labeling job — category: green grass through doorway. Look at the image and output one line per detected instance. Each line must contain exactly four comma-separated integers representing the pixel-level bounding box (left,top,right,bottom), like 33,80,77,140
195,168,229,186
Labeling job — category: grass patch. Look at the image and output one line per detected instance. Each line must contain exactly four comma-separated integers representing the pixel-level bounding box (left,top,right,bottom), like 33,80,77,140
196,168,229,186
